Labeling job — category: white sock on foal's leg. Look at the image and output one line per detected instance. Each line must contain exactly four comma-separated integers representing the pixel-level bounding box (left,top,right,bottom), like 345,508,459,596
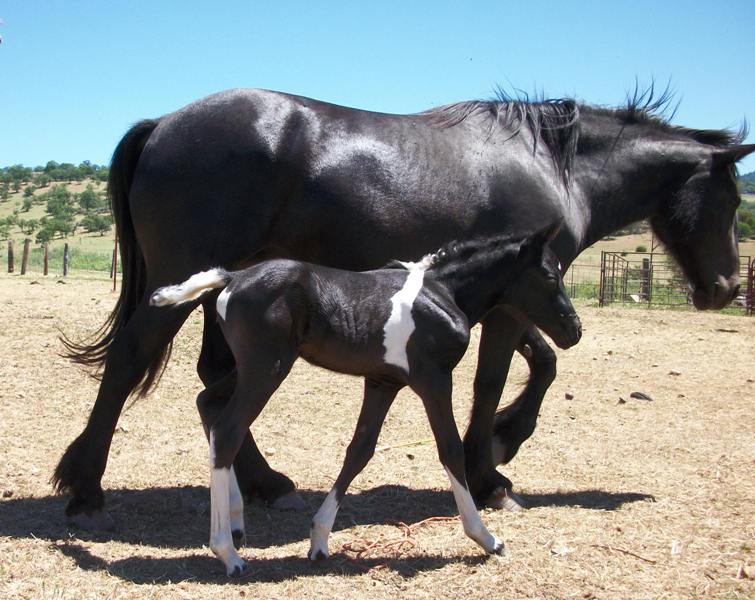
443,466,504,555
229,467,245,548
209,434,246,576
309,487,340,560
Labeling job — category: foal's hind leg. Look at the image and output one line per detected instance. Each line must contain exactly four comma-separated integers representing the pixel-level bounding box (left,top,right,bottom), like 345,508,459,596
197,305,303,510
414,371,504,555
207,336,296,576
309,379,401,560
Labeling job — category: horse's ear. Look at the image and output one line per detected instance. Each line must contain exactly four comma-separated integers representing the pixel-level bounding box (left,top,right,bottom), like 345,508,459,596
712,144,755,168
519,219,563,262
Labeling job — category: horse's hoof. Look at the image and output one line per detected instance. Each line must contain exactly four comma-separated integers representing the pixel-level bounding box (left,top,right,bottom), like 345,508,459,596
485,487,525,512
271,490,306,511
68,509,116,531
232,529,246,549
491,538,506,556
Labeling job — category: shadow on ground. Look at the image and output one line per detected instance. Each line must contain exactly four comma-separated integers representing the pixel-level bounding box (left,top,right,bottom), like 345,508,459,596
0,484,654,583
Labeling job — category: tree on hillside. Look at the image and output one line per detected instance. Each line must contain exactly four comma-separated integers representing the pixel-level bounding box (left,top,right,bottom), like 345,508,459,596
78,184,105,212
23,185,35,198
81,213,113,235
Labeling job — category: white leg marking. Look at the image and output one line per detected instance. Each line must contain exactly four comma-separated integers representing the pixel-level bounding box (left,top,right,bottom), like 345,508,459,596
383,260,429,371
209,434,245,575
309,487,340,560
444,466,504,555
216,287,231,320
229,467,245,540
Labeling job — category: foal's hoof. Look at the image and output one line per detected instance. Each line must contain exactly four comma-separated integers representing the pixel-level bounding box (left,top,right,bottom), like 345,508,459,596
485,487,525,512
227,559,247,578
490,538,506,556
271,490,306,511
68,509,116,532
307,548,328,561
232,529,246,549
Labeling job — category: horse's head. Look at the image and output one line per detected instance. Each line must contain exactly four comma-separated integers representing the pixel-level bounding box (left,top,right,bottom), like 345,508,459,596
650,143,755,310
506,221,582,349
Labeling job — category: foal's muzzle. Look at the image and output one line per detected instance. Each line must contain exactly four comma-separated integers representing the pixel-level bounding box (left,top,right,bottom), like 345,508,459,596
554,314,582,349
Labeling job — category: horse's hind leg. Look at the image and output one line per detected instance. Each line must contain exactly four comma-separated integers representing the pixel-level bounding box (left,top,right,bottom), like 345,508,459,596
309,379,400,560
415,371,504,556
196,305,303,510
53,298,194,530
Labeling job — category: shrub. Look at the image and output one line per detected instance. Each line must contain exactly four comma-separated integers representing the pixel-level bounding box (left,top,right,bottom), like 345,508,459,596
635,245,647,252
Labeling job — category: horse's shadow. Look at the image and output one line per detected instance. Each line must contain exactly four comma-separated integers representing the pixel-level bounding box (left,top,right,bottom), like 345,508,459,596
0,485,654,583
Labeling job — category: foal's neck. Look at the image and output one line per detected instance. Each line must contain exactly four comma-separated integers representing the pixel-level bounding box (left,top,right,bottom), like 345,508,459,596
429,244,518,325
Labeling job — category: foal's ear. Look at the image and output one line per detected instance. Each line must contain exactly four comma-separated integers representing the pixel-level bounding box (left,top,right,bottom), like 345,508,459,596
712,144,755,168
518,219,563,262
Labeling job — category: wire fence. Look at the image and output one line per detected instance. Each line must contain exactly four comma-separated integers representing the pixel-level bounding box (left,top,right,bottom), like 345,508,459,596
5,237,753,315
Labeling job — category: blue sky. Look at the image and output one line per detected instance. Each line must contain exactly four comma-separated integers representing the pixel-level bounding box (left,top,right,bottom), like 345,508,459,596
2,1,754,173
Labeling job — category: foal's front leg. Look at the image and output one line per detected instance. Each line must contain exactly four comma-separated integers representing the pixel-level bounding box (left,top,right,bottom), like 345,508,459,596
309,379,401,560
417,371,504,555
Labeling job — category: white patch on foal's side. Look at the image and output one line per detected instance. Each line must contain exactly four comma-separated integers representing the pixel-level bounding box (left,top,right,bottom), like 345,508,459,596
216,288,232,321
382,259,430,372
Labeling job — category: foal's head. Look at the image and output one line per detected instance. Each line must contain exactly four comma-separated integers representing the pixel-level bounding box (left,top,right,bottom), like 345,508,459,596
505,221,582,349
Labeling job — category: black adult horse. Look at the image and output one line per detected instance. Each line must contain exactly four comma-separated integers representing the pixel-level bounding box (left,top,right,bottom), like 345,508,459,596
55,86,752,528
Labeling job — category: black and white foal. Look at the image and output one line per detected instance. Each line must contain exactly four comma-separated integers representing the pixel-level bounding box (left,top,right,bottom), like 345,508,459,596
150,222,582,575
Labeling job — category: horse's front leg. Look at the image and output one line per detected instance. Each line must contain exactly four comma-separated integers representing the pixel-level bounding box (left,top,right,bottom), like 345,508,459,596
196,305,304,510
464,309,526,510
491,326,557,466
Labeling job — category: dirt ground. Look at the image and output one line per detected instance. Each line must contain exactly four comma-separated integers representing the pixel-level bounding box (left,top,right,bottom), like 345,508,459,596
0,273,753,599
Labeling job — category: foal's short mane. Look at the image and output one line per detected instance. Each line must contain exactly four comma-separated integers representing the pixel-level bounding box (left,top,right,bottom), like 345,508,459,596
419,84,746,186
383,234,520,273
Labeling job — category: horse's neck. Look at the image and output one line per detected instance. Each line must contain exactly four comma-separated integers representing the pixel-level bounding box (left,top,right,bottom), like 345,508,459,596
571,124,700,251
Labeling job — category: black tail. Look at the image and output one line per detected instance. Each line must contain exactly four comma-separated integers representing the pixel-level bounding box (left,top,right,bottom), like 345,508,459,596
60,118,164,397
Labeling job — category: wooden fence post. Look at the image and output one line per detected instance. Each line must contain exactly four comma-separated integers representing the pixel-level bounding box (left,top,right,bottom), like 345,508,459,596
63,243,70,276
43,242,49,275
7,240,13,273
20,238,31,275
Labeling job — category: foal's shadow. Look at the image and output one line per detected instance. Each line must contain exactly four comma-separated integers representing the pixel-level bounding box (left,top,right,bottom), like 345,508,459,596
0,485,653,583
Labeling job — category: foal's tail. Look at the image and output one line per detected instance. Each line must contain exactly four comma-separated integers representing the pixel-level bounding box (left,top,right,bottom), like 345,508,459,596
150,268,232,307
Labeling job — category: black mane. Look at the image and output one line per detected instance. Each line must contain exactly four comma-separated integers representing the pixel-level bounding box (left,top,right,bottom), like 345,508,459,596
419,84,746,186
420,90,579,186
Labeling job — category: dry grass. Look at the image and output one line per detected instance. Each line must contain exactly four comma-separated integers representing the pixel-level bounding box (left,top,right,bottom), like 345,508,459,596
0,273,753,599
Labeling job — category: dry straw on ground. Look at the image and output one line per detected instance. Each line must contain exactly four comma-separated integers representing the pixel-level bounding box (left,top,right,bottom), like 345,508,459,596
0,274,752,599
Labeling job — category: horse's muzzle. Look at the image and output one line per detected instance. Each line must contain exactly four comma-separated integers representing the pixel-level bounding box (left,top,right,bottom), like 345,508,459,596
691,276,740,310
